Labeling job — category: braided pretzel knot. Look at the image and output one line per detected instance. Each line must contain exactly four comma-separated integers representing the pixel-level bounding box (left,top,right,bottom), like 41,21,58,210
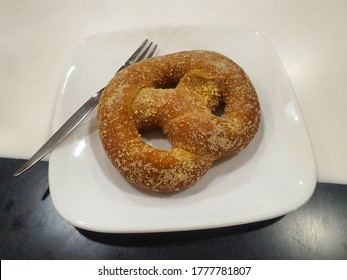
98,51,261,192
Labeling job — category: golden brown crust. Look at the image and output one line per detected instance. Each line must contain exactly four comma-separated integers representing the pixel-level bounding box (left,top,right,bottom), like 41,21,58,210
97,50,261,192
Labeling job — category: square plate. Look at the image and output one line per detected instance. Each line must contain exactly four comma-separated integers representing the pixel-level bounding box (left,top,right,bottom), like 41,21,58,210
49,25,316,233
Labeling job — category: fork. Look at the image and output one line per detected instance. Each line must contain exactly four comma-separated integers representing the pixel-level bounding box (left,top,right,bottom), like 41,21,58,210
14,39,157,176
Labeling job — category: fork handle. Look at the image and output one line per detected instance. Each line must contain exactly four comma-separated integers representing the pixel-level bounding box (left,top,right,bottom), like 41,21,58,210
14,87,104,176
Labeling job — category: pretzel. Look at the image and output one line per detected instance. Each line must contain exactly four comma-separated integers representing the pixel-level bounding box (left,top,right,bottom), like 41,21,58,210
97,50,261,192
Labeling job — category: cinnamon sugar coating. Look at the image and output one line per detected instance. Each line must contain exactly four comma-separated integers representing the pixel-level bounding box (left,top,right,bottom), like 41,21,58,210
97,50,261,192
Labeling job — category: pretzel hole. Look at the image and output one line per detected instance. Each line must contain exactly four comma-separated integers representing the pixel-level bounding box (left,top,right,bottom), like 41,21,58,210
212,101,226,118
154,76,180,89
141,128,172,150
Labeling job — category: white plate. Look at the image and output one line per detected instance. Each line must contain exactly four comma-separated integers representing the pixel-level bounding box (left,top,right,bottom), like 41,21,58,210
49,25,316,233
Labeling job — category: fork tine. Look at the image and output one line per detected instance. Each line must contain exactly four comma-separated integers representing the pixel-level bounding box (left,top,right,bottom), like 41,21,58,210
147,43,157,59
135,41,157,62
135,42,153,62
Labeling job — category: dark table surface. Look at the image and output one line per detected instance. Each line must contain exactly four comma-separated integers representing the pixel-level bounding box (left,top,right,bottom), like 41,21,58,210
1,157,346,260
